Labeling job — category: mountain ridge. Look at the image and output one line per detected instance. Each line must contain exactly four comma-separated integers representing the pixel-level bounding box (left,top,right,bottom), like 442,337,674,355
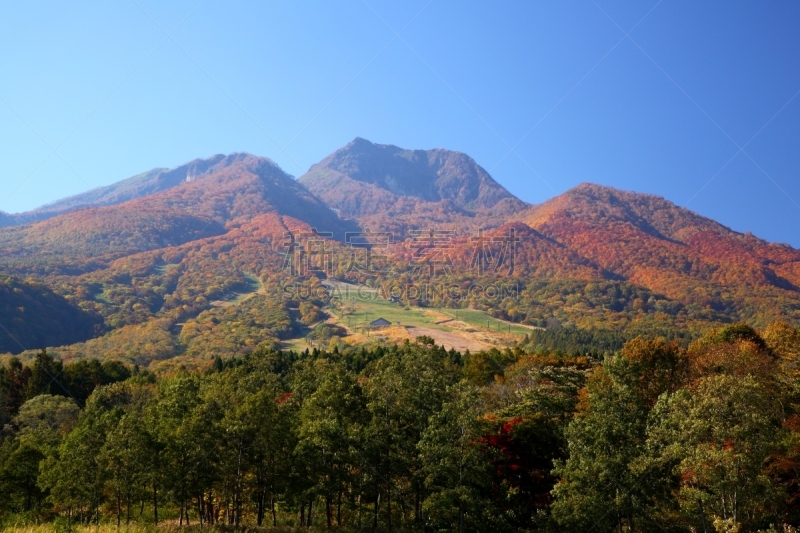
1,141,799,361
0,153,357,276
0,153,253,227
299,137,529,234
513,182,800,323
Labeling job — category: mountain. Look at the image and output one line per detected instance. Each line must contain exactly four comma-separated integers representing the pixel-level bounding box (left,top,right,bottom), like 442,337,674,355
130,154,356,234
2,144,799,366
0,154,357,275
515,183,800,323
443,221,611,280
0,153,251,226
0,275,100,354
299,138,528,234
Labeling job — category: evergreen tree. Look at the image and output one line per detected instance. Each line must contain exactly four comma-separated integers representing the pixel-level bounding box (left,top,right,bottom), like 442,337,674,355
419,383,492,532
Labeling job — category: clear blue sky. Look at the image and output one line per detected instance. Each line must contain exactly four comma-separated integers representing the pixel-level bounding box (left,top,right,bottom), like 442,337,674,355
1,1,799,245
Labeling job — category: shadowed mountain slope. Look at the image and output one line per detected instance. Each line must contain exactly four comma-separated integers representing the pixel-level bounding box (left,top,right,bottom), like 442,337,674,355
0,275,101,354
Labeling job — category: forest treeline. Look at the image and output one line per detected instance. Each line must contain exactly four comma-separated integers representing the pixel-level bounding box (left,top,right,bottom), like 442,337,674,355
2,324,800,532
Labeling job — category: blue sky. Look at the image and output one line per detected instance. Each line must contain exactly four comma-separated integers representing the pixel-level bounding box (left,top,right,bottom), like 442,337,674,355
1,1,799,245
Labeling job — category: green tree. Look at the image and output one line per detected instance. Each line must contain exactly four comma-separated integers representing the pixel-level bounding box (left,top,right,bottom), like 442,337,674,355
98,384,152,527
551,342,683,532
152,375,219,526
39,384,131,525
25,349,66,401
646,374,782,532
419,383,492,532
0,395,77,513
364,342,459,530
251,387,296,527
297,363,364,528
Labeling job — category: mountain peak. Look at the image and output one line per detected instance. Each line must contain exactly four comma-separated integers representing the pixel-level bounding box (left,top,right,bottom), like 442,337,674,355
347,136,374,146
517,182,737,242
299,139,528,232
0,153,262,227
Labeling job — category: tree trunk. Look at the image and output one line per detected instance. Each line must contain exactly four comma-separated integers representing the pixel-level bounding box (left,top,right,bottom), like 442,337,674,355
357,493,362,529
386,402,392,533
271,495,277,527
337,490,342,526
308,499,314,526
374,493,380,529
153,482,158,525
387,487,392,533
698,499,709,533
300,502,305,528
326,494,332,529
400,493,406,528
257,488,265,526
234,444,243,527
357,466,364,529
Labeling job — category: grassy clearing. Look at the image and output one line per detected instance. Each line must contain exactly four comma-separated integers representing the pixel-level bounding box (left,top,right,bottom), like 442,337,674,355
281,335,312,352
154,263,181,275
228,272,263,304
279,281,528,350
93,292,113,305
211,273,264,308
328,282,531,336
440,308,534,337
330,291,448,331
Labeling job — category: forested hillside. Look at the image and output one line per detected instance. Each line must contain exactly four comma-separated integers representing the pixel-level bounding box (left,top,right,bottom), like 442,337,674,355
2,323,800,531
0,276,100,354
0,153,252,227
0,143,799,375
515,183,800,324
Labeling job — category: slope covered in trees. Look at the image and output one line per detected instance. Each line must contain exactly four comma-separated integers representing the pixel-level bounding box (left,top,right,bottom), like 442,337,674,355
0,153,251,227
0,208,226,275
1,324,800,531
1,145,799,367
515,183,800,324
0,154,357,276
0,276,100,354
